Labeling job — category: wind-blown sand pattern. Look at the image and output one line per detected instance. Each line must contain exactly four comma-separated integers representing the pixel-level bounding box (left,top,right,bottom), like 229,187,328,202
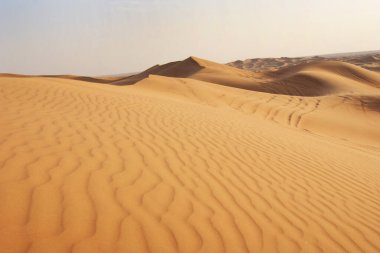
1,56,380,253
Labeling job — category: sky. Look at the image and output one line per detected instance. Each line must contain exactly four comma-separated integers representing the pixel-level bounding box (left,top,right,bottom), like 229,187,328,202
1,0,380,75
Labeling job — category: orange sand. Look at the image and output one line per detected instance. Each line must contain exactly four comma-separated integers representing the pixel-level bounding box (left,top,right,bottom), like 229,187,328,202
1,56,380,253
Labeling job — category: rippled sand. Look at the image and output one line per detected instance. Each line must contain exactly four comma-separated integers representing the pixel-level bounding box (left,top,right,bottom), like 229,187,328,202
1,57,380,253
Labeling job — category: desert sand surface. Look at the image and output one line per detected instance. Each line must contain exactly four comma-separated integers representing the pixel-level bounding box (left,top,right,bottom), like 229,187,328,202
1,55,380,253
229,50,380,73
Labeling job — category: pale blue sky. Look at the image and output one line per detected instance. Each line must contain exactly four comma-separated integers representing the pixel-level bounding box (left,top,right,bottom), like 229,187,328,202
1,0,379,75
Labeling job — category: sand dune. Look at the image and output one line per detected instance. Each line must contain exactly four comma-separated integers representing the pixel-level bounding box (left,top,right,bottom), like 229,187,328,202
0,73,132,84
228,51,380,73
259,61,380,96
1,56,380,253
112,56,259,86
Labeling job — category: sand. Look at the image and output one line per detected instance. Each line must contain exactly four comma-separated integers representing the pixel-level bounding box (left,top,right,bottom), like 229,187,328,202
1,56,380,253
228,51,380,73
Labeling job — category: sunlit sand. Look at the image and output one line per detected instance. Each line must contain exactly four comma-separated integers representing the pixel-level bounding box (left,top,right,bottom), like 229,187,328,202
1,55,380,253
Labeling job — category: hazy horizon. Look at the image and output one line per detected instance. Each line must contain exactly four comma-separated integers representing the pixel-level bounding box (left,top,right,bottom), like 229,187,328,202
1,0,380,75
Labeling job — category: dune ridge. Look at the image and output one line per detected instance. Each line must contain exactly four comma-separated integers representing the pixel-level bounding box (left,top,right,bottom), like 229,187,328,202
228,51,380,73
1,55,380,253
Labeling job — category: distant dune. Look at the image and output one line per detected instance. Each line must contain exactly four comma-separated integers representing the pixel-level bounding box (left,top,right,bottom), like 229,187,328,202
1,54,380,253
228,50,380,73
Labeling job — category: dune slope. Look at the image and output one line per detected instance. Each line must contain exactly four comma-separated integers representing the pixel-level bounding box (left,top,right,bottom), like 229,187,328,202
1,57,380,253
115,57,380,97
228,51,380,73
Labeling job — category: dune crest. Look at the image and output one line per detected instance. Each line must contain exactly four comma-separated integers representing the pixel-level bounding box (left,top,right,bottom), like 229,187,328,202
1,55,380,253
228,50,380,72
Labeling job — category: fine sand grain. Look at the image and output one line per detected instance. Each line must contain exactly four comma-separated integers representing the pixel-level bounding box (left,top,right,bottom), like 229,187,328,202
1,56,380,253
